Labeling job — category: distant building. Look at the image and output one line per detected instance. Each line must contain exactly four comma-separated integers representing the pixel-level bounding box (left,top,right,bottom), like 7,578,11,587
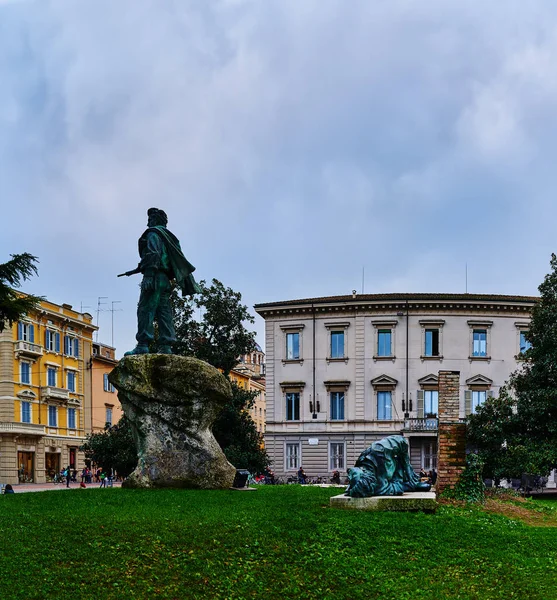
230,344,267,441
255,293,536,479
0,299,97,484
238,342,266,377
91,342,122,432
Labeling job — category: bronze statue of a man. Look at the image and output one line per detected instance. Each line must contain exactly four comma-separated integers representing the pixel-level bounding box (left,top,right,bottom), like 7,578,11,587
122,208,201,355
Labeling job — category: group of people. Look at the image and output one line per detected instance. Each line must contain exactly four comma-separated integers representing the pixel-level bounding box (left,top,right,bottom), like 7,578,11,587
419,467,437,485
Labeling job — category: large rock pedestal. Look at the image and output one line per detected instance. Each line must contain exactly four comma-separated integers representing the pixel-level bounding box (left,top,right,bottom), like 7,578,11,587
109,355,236,489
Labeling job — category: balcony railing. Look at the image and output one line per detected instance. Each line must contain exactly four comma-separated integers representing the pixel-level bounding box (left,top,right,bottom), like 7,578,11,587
14,340,43,358
40,386,70,401
403,417,438,432
0,422,45,436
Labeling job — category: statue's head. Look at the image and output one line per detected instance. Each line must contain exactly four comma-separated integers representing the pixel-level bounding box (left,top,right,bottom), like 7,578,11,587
148,207,168,227
346,466,377,498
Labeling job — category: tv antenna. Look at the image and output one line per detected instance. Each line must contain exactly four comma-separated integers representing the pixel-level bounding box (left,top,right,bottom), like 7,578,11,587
109,301,123,348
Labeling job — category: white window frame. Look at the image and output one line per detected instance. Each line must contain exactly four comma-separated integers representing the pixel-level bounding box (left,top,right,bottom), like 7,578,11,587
20,361,31,385
329,441,345,470
420,320,445,360
285,442,301,471
468,320,492,361
371,320,397,361
105,406,113,427
281,324,305,364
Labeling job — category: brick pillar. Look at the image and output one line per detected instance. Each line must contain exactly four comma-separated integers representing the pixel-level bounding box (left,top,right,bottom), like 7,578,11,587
437,371,466,494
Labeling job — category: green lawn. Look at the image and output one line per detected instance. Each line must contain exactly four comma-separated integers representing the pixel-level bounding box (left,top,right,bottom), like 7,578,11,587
1,486,557,599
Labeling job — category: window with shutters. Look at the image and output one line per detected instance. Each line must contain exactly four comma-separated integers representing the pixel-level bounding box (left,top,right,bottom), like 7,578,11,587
105,406,113,427
20,361,31,385
17,322,35,342
47,367,57,387
67,407,76,429
103,373,115,393
416,375,439,428
21,400,32,423
64,335,80,357
48,405,57,427
67,371,76,393
465,389,492,415
377,330,392,356
45,329,61,353
420,320,444,360
464,375,494,415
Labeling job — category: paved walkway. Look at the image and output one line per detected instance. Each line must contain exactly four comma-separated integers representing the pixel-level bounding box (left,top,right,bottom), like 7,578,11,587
4,481,123,494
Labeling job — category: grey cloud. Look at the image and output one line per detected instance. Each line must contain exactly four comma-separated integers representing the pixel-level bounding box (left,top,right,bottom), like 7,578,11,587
1,0,557,352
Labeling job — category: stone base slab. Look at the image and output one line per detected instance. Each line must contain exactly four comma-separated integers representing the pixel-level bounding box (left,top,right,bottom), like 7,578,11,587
330,492,437,512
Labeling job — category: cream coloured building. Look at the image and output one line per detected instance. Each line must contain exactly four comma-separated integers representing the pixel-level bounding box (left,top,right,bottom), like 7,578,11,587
254,293,536,479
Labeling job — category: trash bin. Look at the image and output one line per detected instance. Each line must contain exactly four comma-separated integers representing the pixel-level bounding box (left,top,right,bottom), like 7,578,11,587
232,470,250,488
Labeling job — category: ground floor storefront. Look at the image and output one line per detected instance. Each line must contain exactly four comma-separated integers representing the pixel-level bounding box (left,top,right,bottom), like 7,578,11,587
0,432,86,485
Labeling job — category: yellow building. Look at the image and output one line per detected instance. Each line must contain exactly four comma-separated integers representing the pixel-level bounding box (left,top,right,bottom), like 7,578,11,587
0,299,96,484
91,341,122,432
230,367,266,439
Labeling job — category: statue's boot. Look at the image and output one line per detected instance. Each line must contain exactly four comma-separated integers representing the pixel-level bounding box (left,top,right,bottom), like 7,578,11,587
158,345,173,354
124,345,150,356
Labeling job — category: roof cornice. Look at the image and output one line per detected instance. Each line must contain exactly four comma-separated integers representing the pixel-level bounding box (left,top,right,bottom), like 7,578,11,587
254,293,537,318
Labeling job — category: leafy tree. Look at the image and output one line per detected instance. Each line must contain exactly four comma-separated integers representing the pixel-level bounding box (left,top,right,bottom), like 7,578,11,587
80,416,137,477
172,279,257,376
468,253,557,478
171,279,269,472
0,253,42,332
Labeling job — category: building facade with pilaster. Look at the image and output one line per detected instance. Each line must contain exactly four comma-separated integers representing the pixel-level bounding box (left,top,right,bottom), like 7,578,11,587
255,293,536,480
0,299,96,485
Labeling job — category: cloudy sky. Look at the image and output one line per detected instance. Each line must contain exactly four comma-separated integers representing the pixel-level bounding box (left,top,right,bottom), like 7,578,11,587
2,0,556,355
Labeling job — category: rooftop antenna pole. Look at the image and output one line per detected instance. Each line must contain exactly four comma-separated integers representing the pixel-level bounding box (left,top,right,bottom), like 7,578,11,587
465,263,468,294
95,297,108,342
110,301,123,348
362,266,365,294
